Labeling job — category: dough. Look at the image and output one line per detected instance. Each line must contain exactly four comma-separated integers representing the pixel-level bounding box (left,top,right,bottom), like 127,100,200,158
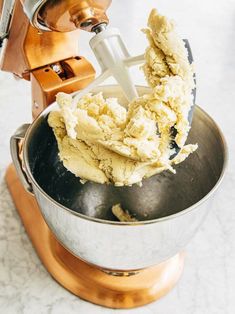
111,204,138,222
48,9,197,186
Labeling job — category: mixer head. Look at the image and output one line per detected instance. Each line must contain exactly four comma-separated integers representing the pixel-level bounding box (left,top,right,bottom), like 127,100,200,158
0,0,110,48
21,0,111,32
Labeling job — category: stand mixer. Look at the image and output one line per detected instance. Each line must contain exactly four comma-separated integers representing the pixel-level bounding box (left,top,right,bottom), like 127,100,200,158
0,0,227,309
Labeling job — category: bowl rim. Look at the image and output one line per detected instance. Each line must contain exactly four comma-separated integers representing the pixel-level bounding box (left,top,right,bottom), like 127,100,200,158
22,85,229,226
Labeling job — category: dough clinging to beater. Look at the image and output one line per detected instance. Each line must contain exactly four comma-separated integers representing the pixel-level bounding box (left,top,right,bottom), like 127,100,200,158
48,9,197,186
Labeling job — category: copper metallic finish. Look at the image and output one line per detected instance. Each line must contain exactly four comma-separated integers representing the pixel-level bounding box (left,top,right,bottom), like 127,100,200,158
38,0,111,32
31,56,95,118
0,0,80,78
0,0,3,13
5,164,184,309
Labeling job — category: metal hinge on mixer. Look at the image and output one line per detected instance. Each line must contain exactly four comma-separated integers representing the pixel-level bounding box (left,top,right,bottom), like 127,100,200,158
30,56,95,119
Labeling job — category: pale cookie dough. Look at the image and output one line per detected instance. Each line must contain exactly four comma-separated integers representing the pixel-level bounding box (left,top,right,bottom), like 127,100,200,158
111,204,138,222
142,9,195,147
48,9,198,186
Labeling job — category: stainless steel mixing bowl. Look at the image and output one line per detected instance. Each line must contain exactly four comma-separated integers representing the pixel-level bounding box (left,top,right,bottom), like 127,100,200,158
11,85,227,270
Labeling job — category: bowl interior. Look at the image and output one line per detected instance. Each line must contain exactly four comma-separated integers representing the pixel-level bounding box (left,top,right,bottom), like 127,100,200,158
27,86,226,221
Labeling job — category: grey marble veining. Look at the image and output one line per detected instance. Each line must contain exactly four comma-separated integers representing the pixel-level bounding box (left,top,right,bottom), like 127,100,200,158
0,0,235,313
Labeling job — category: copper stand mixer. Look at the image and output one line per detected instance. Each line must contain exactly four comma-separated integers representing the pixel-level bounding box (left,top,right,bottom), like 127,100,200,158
0,0,227,309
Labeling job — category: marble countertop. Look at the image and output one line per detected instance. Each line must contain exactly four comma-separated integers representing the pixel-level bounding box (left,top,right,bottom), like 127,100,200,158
0,0,234,313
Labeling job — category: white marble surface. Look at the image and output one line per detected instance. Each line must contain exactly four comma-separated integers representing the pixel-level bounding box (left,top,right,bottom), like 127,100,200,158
0,0,235,313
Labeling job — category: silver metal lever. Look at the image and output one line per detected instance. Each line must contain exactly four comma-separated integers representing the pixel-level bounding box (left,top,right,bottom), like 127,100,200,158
0,0,15,42
0,0,15,67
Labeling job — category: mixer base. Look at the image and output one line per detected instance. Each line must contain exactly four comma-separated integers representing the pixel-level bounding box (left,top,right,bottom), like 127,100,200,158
5,164,185,309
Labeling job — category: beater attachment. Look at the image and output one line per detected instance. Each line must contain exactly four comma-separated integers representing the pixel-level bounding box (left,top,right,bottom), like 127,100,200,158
72,23,145,105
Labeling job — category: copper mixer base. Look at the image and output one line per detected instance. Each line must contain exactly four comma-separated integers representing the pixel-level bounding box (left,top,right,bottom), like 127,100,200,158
5,164,185,309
